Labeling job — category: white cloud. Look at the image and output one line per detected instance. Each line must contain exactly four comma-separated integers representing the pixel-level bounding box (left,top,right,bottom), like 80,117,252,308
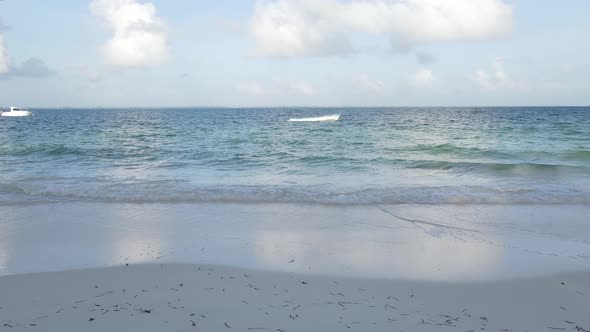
0,35,8,74
90,0,168,68
412,68,434,86
249,0,512,57
249,0,352,57
474,57,512,90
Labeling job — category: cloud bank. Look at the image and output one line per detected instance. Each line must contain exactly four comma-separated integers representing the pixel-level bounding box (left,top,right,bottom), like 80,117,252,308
0,17,54,78
0,18,9,74
412,68,435,86
416,52,435,65
90,0,168,68
10,58,56,78
356,74,386,93
0,18,9,32
236,81,315,96
249,0,512,57
475,57,512,90
0,35,8,74
0,58,56,79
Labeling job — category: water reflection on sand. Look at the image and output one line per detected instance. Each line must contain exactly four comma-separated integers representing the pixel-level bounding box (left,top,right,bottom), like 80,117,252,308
1,203,589,281
254,228,502,280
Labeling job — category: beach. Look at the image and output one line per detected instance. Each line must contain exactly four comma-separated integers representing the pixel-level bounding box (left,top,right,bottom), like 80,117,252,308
1,108,590,330
1,263,589,332
1,202,590,331
1,0,589,328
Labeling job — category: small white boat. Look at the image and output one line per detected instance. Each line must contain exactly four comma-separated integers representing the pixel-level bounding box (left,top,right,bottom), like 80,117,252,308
1,106,33,117
288,114,340,122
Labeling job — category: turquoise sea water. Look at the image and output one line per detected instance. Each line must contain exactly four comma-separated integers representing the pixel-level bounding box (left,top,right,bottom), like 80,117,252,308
0,107,589,205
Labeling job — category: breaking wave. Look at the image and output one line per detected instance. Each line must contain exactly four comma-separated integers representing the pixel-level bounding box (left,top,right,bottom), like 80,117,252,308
1,180,588,205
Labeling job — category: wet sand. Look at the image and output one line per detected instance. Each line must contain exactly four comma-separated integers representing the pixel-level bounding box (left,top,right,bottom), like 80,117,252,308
1,203,589,280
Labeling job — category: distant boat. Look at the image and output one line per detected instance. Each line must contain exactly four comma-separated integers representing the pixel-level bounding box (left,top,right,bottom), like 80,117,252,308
288,114,340,122
1,106,33,117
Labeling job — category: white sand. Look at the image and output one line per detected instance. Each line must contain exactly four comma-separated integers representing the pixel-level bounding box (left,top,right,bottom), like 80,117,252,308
1,263,589,331
1,203,590,331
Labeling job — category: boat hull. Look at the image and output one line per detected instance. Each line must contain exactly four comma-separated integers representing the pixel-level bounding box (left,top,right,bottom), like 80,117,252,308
1,111,32,117
288,114,340,122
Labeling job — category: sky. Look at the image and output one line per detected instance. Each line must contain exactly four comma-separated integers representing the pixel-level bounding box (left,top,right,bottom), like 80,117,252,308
0,0,589,107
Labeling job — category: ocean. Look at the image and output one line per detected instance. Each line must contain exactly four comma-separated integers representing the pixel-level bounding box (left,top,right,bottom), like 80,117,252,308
1,107,589,205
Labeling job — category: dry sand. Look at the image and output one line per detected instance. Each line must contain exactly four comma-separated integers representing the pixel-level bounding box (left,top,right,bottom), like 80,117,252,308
1,263,589,332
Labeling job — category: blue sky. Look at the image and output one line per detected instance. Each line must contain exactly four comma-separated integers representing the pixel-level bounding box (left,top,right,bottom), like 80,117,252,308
0,0,589,107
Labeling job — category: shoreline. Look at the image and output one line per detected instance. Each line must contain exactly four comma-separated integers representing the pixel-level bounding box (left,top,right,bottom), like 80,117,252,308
2,202,590,280
1,263,589,331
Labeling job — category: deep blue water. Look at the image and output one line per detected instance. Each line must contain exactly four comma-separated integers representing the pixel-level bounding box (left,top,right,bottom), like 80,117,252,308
1,107,589,204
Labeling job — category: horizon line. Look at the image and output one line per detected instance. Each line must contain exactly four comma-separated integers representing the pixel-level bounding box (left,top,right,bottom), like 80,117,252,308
10,105,590,110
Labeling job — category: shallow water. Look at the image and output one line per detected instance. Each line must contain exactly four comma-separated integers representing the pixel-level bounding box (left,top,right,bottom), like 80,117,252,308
1,107,589,205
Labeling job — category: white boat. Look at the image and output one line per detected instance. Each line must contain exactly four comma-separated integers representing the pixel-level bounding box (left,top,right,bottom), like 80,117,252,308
288,114,340,122
1,106,33,117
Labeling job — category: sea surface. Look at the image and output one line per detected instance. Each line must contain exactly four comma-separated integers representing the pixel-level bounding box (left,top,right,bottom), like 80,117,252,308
1,107,589,205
